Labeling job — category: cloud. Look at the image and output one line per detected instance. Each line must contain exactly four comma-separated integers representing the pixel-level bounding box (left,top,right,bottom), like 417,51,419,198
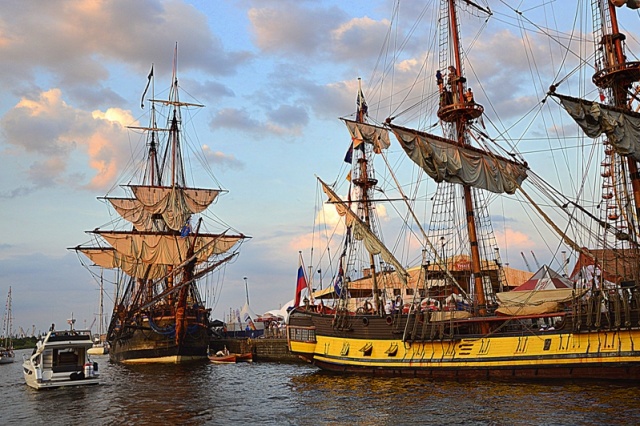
248,4,345,56
180,78,236,103
202,145,244,170
496,227,536,251
266,104,309,130
210,105,309,138
2,89,78,156
330,16,391,62
0,186,37,199
0,88,135,192
210,107,264,133
27,157,67,188
0,0,251,109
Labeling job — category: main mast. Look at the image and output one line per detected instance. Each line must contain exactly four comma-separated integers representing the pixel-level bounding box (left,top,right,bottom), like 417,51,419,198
592,0,640,238
438,0,488,318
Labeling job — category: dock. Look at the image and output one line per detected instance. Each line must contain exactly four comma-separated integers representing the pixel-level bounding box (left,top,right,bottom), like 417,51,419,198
209,338,304,363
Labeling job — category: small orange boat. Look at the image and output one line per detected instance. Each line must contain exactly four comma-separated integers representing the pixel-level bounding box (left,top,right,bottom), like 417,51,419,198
235,352,253,363
209,353,237,364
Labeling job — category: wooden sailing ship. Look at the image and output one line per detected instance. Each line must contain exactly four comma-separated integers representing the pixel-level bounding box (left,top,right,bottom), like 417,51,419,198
73,47,248,363
288,0,640,379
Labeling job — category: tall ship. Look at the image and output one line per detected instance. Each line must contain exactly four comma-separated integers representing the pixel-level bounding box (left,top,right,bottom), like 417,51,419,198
288,0,640,379
73,49,249,363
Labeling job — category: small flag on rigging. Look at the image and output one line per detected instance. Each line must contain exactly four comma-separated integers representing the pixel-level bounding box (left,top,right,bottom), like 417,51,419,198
140,65,154,109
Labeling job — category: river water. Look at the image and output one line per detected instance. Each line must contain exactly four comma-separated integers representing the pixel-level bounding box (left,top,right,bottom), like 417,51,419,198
1,348,638,425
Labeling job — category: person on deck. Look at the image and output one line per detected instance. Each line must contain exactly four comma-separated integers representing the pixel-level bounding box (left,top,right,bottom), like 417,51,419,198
436,70,443,91
465,87,475,104
447,66,456,85
385,300,393,315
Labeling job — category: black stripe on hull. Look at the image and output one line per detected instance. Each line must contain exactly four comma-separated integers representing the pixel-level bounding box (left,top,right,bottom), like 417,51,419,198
312,359,640,381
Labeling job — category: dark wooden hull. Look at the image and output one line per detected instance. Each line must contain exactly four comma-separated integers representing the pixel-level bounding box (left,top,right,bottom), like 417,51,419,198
109,324,209,363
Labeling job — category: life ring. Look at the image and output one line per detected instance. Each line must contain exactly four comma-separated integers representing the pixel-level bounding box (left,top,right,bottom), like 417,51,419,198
364,301,373,312
362,317,369,326
386,315,393,325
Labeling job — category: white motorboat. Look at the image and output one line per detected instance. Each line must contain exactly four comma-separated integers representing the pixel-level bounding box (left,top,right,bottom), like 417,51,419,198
87,339,109,356
23,320,100,389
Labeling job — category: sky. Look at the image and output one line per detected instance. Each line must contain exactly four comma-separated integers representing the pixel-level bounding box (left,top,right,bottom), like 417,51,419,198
1,0,638,335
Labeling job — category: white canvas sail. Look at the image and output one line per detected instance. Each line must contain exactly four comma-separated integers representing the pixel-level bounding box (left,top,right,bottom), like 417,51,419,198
553,93,640,161
320,179,408,285
107,186,221,232
390,124,528,194
94,231,243,266
342,119,391,153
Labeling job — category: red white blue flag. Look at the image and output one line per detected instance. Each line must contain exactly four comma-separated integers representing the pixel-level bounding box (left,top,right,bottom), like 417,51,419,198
294,254,309,306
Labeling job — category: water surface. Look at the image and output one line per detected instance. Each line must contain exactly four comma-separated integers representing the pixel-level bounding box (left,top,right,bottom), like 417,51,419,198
2,349,638,425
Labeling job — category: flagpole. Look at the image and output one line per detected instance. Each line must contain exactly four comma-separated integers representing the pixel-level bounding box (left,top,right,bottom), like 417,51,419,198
243,276,249,306
301,252,313,304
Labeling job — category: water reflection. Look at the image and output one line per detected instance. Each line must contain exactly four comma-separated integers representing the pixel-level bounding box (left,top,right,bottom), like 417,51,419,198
2,349,639,425
290,370,640,426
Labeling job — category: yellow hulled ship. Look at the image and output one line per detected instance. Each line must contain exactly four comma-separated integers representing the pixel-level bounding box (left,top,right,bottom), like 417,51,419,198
288,0,640,380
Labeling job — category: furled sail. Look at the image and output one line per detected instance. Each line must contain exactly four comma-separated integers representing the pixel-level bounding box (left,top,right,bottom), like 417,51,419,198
106,197,155,231
107,186,221,232
496,288,587,306
390,124,528,194
92,231,244,265
495,288,588,316
553,93,640,161
319,179,408,284
78,246,168,279
342,119,391,153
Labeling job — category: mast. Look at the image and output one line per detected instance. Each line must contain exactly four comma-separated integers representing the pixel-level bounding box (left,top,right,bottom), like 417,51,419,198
352,78,382,312
2,287,11,349
592,0,640,236
440,0,488,317
99,274,104,338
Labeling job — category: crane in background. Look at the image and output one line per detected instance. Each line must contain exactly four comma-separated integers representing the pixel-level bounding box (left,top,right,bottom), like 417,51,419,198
520,252,532,272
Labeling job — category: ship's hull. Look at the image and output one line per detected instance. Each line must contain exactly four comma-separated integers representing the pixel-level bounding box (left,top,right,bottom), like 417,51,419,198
288,310,640,380
109,317,209,364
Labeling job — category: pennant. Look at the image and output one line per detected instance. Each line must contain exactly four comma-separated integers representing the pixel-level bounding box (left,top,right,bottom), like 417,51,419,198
353,136,364,150
333,265,344,298
357,87,368,121
140,65,154,109
344,143,353,164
